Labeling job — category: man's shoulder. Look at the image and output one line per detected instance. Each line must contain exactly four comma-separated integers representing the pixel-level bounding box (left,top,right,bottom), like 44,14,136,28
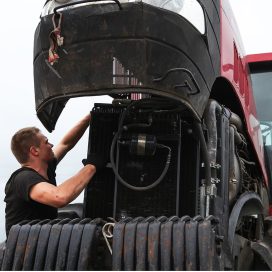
12,167,38,179
7,167,34,182
6,168,38,187
5,167,48,199
5,168,38,196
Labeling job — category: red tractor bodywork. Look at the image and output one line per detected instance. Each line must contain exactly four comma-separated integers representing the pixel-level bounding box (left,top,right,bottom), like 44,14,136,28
220,1,267,184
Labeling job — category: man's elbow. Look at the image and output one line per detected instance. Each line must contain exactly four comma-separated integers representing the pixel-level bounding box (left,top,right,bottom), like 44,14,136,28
53,193,70,208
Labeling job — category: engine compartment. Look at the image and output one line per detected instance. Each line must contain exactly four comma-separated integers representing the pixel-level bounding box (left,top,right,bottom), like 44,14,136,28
84,97,200,220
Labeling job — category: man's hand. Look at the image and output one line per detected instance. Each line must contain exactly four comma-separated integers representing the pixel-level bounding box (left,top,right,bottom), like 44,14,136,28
82,152,108,171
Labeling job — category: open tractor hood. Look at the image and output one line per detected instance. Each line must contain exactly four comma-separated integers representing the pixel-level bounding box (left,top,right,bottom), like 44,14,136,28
34,0,220,131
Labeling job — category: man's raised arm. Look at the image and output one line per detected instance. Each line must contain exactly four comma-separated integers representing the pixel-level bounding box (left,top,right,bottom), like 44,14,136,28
53,113,91,163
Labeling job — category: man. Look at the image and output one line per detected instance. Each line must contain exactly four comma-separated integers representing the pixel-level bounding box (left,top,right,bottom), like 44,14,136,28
4,113,105,236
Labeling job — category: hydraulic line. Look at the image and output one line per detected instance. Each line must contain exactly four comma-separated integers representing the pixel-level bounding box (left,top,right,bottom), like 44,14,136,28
110,129,171,191
194,122,211,216
110,98,174,191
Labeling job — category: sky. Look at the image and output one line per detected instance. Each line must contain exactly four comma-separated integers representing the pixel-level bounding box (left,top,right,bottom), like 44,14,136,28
0,0,271,240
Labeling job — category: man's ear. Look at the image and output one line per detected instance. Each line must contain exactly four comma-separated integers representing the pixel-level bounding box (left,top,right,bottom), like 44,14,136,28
29,146,39,156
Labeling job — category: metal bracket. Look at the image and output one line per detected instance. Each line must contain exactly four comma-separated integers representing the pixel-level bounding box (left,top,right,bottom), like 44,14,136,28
210,162,221,169
206,184,217,197
211,178,220,184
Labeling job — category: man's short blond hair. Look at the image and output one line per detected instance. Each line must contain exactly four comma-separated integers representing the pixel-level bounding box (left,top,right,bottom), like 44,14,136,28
11,127,41,163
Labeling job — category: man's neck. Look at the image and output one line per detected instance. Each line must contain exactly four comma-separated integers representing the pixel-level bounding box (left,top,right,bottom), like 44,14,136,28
21,160,49,179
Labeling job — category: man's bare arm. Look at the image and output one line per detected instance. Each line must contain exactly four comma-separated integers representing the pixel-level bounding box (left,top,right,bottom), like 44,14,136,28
29,164,96,208
53,113,91,163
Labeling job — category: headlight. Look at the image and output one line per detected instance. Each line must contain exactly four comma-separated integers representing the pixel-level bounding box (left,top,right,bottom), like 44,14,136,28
42,0,205,34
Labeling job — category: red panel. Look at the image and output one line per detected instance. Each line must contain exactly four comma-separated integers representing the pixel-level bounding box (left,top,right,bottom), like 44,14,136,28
220,0,268,184
246,53,272,64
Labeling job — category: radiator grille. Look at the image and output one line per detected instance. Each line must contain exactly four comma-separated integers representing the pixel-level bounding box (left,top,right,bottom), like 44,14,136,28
84,103,187,219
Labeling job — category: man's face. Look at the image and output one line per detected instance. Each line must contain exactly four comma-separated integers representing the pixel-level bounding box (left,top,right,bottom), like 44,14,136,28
35,133,54,162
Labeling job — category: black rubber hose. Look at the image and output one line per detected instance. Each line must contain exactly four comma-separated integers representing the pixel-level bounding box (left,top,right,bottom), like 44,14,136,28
110,131,171,191
194,122,211,187
110,98,174,191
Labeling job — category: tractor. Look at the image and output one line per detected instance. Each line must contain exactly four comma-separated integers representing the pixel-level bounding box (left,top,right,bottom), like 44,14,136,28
1,0,272,270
